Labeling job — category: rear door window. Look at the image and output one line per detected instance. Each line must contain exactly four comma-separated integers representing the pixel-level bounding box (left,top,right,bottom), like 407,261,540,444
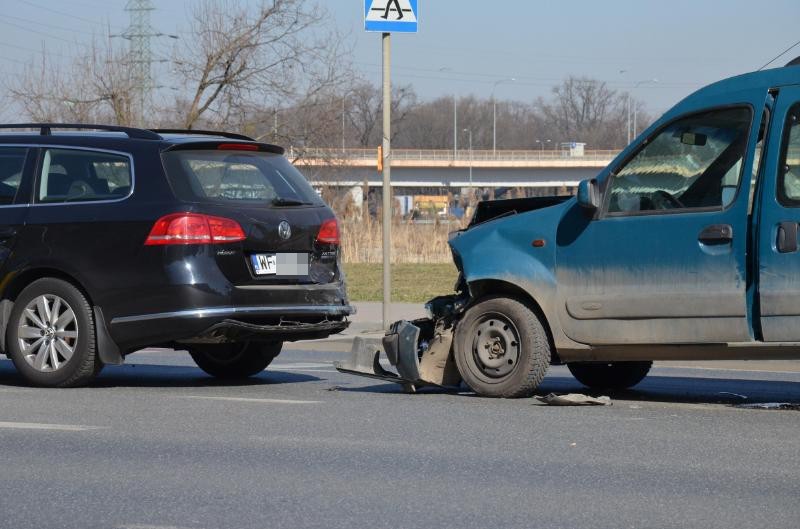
162,150,321,205
778,105,800,205
0,147,27,205
37,148,132,203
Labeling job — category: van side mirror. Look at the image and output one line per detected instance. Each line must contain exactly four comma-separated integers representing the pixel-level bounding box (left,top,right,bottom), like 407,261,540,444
577,178,601,212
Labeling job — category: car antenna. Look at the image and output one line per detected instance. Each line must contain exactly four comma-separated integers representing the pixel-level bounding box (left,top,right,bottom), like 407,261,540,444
756,38,800,71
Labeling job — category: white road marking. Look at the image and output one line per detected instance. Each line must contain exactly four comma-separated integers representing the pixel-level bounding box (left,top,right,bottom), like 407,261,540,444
272,367,338,373
0,421,103,432
655,365,800,375
178,396,321,404
117,525,199,529
271,362,332,369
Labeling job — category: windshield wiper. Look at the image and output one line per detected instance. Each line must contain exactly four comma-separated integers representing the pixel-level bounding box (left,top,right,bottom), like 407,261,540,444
272,197,312,206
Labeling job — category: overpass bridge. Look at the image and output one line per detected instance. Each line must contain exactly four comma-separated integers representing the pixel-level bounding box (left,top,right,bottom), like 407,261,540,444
293,148,618,190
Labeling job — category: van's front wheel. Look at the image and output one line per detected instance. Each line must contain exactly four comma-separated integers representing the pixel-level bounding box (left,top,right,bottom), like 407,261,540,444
453,296,550,398
188,342,282,379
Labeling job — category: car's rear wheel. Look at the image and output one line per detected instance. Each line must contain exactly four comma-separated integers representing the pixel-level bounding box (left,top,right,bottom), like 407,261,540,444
567,361,652,390
188,342,282,379
7,278,99,387
453,296,550,398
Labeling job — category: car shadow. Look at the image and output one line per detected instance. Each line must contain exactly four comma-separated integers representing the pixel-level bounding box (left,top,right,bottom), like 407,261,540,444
0,359,320,389
536,374,800,406
333,373,800,406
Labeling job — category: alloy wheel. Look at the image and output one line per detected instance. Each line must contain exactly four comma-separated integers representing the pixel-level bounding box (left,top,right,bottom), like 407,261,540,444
17,294,79,372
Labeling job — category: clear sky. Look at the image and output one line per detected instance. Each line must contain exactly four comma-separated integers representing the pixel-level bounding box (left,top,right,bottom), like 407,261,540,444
1,0,799,118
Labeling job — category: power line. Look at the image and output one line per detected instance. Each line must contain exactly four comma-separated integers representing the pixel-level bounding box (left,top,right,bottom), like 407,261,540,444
353,61,698,89
17,0,125,32
0,19,96,47
0,40,70,59
2,13,100,35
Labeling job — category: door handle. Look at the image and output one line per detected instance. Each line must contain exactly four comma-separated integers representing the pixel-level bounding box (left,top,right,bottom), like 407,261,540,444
777,221,799,253
698,224,733,244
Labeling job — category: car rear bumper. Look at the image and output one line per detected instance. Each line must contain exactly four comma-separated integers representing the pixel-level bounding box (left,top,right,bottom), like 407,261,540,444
109,304,354,352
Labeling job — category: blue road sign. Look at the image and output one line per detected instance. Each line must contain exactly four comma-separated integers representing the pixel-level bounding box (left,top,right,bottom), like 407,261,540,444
364,0,418,33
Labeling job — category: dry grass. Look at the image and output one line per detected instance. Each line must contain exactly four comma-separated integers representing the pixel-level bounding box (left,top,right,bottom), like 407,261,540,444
340,219,455,264
343,263,458,302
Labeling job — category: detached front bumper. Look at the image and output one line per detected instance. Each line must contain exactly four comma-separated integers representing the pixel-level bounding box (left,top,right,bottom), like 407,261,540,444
335,318,461,392
109,304,354,351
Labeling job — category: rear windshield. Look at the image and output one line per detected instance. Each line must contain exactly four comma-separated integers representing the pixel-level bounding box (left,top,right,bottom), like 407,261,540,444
162,150,321,205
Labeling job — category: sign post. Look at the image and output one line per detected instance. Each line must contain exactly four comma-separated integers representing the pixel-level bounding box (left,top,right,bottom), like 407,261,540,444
365,1,418,330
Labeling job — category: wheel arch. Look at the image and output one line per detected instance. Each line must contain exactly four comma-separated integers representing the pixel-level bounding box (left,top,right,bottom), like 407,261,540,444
2,267,96,306
0,268,122,364
466,279,560,364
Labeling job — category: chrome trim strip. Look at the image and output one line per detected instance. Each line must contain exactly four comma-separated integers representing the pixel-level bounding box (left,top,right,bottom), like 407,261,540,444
110,304,355,325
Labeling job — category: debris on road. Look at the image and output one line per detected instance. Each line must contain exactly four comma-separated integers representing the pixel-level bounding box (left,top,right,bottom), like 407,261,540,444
734,402,800,411
534,393,612,406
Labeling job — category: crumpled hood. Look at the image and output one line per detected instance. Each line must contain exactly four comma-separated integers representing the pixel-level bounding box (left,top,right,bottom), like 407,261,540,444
467,195,573,230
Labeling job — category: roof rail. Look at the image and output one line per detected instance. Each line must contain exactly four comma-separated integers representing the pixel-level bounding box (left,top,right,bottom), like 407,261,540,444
149,129,255,141
0,123,161,140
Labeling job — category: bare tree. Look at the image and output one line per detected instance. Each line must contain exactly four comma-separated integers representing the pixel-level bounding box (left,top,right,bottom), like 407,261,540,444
172,0,352,130
345,81,416,147
536,76,635,148
7,39,137,125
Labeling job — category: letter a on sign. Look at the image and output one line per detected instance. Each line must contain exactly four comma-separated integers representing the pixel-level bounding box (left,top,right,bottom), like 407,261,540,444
365,0,418,33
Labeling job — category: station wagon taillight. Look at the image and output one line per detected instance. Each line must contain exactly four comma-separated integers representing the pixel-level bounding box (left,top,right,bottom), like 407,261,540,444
316,218,340,245
145,213,246,245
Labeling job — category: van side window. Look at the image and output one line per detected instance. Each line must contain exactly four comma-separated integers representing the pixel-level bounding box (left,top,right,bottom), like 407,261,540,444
778,106,800,205
0,147,27,206
37,149,132,203
607,107,752,215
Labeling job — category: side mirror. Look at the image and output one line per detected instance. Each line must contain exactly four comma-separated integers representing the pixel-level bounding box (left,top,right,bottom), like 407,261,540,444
577,178,601,212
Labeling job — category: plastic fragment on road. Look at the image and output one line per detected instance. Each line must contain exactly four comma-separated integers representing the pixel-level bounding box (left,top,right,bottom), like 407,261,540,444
734,402,800,410
534,393,612,406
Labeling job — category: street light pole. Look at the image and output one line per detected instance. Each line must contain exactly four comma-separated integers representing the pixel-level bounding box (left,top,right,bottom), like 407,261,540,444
454,96,458,160
463,128,473,188
492,78,515,156
535,139,551,154
632,79,658,137
341,95,346,152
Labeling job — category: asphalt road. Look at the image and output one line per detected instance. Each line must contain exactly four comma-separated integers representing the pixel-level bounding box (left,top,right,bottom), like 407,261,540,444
0,342,798,529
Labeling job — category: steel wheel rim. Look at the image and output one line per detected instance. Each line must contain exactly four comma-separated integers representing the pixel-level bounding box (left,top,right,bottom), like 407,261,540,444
18,294,78,373
470,312,520,378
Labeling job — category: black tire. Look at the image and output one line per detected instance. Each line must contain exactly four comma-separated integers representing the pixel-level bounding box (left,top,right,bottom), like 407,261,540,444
567,361,652,390
7,278,99,388
188,342,282,379
453,296,550,398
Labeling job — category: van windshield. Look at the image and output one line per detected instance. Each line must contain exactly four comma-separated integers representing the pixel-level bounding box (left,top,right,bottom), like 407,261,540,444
162,150,321,205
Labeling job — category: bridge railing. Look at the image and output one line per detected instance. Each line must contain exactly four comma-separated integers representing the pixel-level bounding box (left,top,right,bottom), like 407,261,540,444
295,147,619,162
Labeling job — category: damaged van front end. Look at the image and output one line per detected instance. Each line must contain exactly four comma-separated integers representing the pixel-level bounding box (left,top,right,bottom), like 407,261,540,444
335,195,573,396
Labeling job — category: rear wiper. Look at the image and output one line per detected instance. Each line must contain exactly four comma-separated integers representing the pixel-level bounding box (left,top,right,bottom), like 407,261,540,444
271,197,312,206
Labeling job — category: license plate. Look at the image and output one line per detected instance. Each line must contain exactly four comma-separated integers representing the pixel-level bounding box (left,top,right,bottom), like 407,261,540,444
251,253,277,275
250,253,309,276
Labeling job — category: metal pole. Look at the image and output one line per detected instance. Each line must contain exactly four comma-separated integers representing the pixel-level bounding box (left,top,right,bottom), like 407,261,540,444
626,94,631,144
468,130,473,188
454,97,459,158
341,96,346,152
492,98,496,156
381,32,392,331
